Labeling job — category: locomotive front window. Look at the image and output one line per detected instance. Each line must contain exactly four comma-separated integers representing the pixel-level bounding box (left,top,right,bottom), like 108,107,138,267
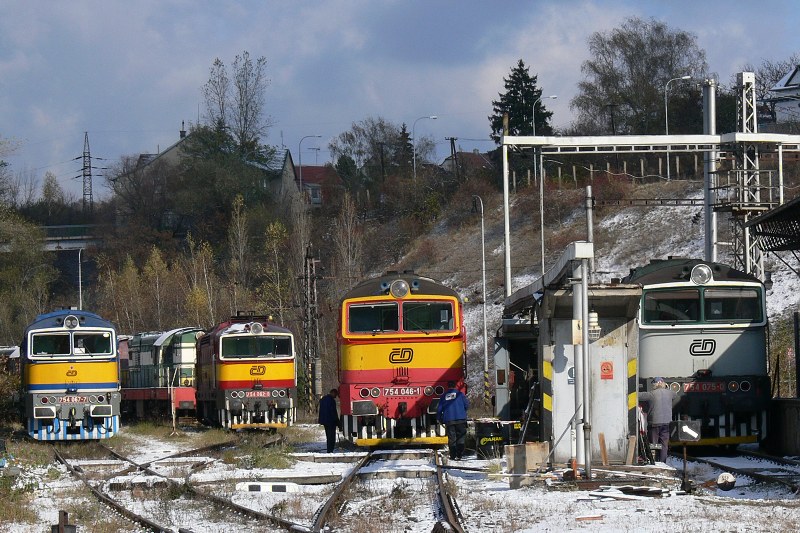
221,335,292,359
348,303,399,333
402,301,454,331
703,288,762,323
31,333,70,356
643,289,700,324
73,332,113,355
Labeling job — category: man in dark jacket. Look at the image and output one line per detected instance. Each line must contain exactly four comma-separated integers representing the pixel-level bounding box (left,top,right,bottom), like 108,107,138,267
318,389,339,453
437,380,469,460
639,377,678,463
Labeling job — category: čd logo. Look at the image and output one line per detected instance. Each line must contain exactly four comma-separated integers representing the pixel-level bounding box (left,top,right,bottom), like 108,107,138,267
689,339,716,356
250,365,266,375
389,348,413,363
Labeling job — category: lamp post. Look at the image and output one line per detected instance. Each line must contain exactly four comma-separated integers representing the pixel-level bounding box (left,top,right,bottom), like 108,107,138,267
412,115,437,182
298,135,322,201
472,195,489,408
532,95,557,136
78,248,84,310
664,75,691,180
532,95,557,276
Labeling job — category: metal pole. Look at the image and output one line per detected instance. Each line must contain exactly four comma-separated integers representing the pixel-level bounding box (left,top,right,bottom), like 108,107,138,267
572,261,584,467
78,248,83,310
581,257,592,479
665,75,691,181
540,150,546,275
702,79,718,262
502,114,512,297
586,186,594,278
474,195,489,407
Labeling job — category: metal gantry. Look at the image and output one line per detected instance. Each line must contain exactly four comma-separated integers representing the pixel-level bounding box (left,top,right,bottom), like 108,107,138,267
500,72,800,287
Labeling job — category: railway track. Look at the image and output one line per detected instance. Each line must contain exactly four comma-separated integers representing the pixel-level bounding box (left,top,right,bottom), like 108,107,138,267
684,450,800,494
311,448,465,533
53,435,309,532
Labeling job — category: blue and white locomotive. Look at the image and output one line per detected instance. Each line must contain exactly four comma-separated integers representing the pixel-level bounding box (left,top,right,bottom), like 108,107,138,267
625,259,770,447
20,309,121,440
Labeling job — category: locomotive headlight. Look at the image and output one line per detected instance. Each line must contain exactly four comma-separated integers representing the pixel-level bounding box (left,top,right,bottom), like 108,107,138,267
728,381,740,392
359,388,370,398
370,387,381,398
424,386,434,396
64,315,79,329
740,380,752,392
690,264,713,285
390,280,410,298
250,322,264,334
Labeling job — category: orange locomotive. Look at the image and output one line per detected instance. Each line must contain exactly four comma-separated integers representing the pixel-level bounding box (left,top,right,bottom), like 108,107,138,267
195,313,296,430
338,271,466,446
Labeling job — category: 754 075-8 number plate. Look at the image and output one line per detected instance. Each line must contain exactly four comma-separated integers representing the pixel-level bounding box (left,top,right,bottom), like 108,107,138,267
383,387,420,397
683,382,725,393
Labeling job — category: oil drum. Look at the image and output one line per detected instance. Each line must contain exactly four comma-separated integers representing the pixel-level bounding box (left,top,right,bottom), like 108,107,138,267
475,419,505,458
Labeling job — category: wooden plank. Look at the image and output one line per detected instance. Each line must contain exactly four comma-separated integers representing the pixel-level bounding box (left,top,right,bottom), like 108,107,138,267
598,433,608,466
625,436,637,465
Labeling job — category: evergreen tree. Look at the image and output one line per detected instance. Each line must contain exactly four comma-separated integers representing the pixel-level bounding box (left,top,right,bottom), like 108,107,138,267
489,59,553,143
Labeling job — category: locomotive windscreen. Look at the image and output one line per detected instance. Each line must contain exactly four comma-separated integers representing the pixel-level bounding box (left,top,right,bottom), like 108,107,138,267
31,331,113,357
402,302,454,331
643,287,763,325
348,303,398,333
703,288,762,322
221,335,292,358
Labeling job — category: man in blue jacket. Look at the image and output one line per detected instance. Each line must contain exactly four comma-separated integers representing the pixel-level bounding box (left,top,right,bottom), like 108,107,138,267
437,380,469,460
318,389,340,453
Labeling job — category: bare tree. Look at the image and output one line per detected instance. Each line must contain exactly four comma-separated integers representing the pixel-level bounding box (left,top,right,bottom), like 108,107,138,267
203,57,229,129
739,53,800,100
571,17,708,135
332,193,363,296
202,51,272,153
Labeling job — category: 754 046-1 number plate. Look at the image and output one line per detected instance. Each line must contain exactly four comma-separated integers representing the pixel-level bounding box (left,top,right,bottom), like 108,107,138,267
383,387,420,397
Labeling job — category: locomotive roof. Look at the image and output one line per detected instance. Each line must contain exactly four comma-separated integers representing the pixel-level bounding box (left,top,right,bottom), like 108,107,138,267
26,309,115,332
622,258,760,285
342,271,459,299
208,316,292,336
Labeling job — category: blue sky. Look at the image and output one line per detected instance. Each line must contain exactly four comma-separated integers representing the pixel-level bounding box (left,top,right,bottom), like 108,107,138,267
1,0,798,198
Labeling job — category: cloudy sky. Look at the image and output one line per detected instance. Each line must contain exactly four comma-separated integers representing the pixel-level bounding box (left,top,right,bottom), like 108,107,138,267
2,0,798,198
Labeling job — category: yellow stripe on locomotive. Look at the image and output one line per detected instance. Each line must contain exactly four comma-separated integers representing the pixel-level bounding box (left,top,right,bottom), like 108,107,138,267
24,361,119,389
216,359,296,382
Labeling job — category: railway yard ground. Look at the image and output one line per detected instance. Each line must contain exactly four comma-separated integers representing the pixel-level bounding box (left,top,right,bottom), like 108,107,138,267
1,422,800,532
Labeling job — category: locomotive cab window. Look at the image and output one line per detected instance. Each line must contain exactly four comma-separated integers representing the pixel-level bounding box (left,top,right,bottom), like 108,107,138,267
73,332,113,355
402,301,454,332
643,289,700,324
221,335,292,359
348,303,399,333
31,333,70,356
703,288,762,323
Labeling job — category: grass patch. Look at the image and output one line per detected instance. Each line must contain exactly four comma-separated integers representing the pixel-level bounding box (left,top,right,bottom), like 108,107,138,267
0,475,38,526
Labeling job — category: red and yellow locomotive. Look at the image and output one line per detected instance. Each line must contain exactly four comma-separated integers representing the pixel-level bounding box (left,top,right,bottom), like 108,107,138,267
195,313,296,430
338,271,466,445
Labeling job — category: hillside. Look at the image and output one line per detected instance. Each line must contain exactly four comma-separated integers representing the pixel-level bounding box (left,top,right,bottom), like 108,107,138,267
388,178,800,398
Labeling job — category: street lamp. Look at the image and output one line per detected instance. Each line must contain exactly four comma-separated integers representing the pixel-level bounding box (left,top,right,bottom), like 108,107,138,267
472,195,489,408
532,95,557,136
298,135,322,200
412,115,437,182
664,75,691,180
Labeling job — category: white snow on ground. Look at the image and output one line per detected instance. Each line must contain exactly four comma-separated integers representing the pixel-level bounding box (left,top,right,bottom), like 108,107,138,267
4,425,800,532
